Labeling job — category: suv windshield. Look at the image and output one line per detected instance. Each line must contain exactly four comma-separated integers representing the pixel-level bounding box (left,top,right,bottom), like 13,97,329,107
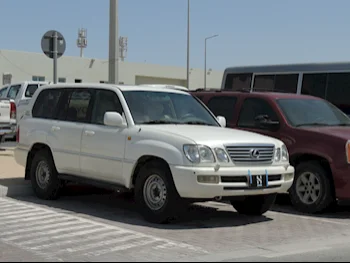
122,90,219,126
276,98,350,127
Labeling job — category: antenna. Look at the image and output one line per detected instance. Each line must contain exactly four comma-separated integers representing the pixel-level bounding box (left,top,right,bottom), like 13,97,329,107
77,28,88,57
119,36,128,61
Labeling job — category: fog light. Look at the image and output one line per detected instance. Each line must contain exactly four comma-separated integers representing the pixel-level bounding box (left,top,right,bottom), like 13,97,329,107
284,173,294,181
197,175,220,184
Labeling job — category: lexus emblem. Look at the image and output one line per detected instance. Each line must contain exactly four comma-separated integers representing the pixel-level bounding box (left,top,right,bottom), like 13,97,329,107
250,149,260,159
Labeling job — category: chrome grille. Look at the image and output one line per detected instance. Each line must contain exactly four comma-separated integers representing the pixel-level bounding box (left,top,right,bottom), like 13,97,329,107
225,144,275,164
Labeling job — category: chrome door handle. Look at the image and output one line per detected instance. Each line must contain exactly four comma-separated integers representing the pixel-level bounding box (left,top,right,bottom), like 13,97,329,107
84,130,95,136
51,126,60,132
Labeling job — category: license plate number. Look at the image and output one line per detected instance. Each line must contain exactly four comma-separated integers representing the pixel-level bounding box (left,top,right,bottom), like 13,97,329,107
248,170,269,188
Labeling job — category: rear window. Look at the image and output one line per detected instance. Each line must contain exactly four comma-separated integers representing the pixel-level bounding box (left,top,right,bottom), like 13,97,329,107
7,84,21,100
25,84,39,98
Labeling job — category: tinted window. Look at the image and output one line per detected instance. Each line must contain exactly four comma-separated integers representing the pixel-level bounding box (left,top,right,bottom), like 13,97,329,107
238,98,278,128
0,87,8,97
91,90,123,125
7,84,21,99
277,98,350,127
32,89,63,119
253,75,275,92
224,73,252,91
58,78,66,83
207,96,237,122
25,84,39,98
123,91,219,126
326,73,350,106
57,89,93,123
301,73,327,98
274,74,298,93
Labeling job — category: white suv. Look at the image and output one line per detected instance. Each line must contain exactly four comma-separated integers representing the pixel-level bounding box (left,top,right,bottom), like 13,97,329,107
15,84,294,223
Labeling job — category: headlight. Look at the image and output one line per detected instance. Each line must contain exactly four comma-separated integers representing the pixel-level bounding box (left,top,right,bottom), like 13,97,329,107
183,145,215,163
281,144,289,162
275,148,281,162
214,148,230,163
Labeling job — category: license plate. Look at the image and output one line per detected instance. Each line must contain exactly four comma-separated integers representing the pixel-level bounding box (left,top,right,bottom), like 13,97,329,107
248,170,269,188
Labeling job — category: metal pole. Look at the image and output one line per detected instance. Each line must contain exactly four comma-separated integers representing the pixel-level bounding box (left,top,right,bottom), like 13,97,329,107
204,34,219,90
204,39,207,89
53,31,58,84
108,0,119,84
186,0,190,89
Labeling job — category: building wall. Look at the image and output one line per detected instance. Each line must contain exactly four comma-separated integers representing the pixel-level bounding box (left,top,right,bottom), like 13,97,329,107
0,49,223,90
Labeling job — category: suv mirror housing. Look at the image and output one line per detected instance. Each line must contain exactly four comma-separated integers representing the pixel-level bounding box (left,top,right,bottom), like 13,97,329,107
254,115,279,131
217,116,226,127
104,112,126,127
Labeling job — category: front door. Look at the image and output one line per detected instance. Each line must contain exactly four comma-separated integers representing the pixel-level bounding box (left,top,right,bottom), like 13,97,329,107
80,89,127,184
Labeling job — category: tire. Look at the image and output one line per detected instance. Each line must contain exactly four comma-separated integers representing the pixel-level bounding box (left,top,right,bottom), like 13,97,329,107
30,149,62,200
289,161,334,214
134,160,184,224
231,194,277,216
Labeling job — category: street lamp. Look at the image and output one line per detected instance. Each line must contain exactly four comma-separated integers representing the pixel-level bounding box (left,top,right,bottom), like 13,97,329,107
186,0,190,89
108,0,119,84
204,34,218,89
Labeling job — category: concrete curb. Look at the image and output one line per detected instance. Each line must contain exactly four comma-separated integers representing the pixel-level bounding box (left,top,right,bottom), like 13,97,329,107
0,182,33,198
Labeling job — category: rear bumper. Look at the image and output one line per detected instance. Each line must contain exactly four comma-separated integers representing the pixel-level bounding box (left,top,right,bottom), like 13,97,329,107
0,123,16,137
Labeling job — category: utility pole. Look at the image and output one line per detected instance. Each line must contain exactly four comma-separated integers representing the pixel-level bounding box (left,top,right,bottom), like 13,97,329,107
186,0,190,89
108,0,119,84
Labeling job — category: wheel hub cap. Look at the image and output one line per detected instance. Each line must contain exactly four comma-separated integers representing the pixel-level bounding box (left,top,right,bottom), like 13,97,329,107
143,174,167,211
296,172,321,205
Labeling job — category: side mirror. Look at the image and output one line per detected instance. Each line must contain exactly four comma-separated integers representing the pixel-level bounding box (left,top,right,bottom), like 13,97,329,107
104,112,126,127
254,115,279,131
217,116,226,127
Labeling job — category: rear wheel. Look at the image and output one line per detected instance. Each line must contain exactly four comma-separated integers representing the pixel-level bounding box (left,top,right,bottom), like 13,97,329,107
289,161,334,213
231,194,277,215
30,149,62,200
134,160,184,224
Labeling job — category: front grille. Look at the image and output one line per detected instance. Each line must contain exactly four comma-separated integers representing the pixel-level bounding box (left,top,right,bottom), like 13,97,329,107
225,144,275,164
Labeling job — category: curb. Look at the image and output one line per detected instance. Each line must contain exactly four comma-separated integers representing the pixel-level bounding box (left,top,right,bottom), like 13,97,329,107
0,182,33,198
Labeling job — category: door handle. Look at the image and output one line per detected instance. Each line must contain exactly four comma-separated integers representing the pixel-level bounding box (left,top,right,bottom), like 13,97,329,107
84,130,95,136
51,126,60,132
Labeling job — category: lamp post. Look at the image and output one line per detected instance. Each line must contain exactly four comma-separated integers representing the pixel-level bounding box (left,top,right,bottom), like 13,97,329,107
186,0,190,89
108,0,119,84
204,34,218,89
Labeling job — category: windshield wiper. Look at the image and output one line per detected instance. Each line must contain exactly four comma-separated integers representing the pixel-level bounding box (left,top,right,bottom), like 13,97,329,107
182,121,214,126
141,120,180,125
295,123,332,127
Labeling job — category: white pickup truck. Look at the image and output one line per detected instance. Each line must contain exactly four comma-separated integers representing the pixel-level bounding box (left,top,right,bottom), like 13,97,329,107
0,98,16,142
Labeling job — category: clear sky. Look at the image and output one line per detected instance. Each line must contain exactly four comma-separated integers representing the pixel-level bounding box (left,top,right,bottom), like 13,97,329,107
1,0,350,70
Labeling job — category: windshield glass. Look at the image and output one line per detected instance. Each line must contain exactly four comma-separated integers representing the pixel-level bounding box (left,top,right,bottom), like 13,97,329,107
122,90,219,126
276,98,350,127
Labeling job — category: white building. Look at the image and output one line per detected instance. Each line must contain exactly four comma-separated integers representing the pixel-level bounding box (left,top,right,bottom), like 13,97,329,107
0,49,223,90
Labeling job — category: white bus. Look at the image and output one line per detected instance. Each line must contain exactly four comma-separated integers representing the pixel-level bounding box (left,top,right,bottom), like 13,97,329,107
221,62,350,114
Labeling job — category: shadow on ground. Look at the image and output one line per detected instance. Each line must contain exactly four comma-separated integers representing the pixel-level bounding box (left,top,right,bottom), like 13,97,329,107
273,194,350,220
12,184,272,230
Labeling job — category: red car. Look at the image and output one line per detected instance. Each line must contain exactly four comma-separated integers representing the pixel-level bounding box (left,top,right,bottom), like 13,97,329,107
191,90,350,214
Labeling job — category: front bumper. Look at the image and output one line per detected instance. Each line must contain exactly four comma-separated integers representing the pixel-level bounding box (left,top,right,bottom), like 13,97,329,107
170,164,294,199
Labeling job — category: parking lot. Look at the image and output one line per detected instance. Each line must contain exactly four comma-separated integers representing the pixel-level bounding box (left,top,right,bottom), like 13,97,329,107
1,141,350,262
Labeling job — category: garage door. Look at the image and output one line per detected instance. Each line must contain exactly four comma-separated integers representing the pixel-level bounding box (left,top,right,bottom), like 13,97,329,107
135,76,186,86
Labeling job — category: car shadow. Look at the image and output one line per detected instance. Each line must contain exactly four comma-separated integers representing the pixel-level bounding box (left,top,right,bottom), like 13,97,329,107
12,184,272,230
273,194,350,220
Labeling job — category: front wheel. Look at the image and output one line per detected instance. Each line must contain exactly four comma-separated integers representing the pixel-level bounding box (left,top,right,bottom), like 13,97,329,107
134,160,184,224
231,194,277,215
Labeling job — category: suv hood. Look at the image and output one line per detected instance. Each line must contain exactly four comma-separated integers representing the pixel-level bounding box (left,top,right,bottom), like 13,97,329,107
301,126,350,141
142,125,279,145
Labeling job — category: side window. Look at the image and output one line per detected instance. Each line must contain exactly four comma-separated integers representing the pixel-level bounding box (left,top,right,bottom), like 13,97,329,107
274,74,298,93
32,89,63,119
0,87,8,97
224,73,252,91
301,73,327,98
207,96,237,122
64,90,93,123
91,90,124,125
253,75,275,92
25,84,39,98
7,84,21,100
238,98,278,128
326,73,350,107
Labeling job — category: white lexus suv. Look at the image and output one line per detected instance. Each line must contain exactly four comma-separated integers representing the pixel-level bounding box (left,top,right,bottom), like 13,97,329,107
15,83,294,223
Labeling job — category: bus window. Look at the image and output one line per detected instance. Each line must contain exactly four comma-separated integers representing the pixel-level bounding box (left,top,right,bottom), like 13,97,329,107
301,73,327,98
326,73,350,114
253,75,275,92
224,73,252,91
274,74,298,93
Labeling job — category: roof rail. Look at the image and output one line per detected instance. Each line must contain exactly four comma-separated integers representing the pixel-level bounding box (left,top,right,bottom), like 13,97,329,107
139,84,189,91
